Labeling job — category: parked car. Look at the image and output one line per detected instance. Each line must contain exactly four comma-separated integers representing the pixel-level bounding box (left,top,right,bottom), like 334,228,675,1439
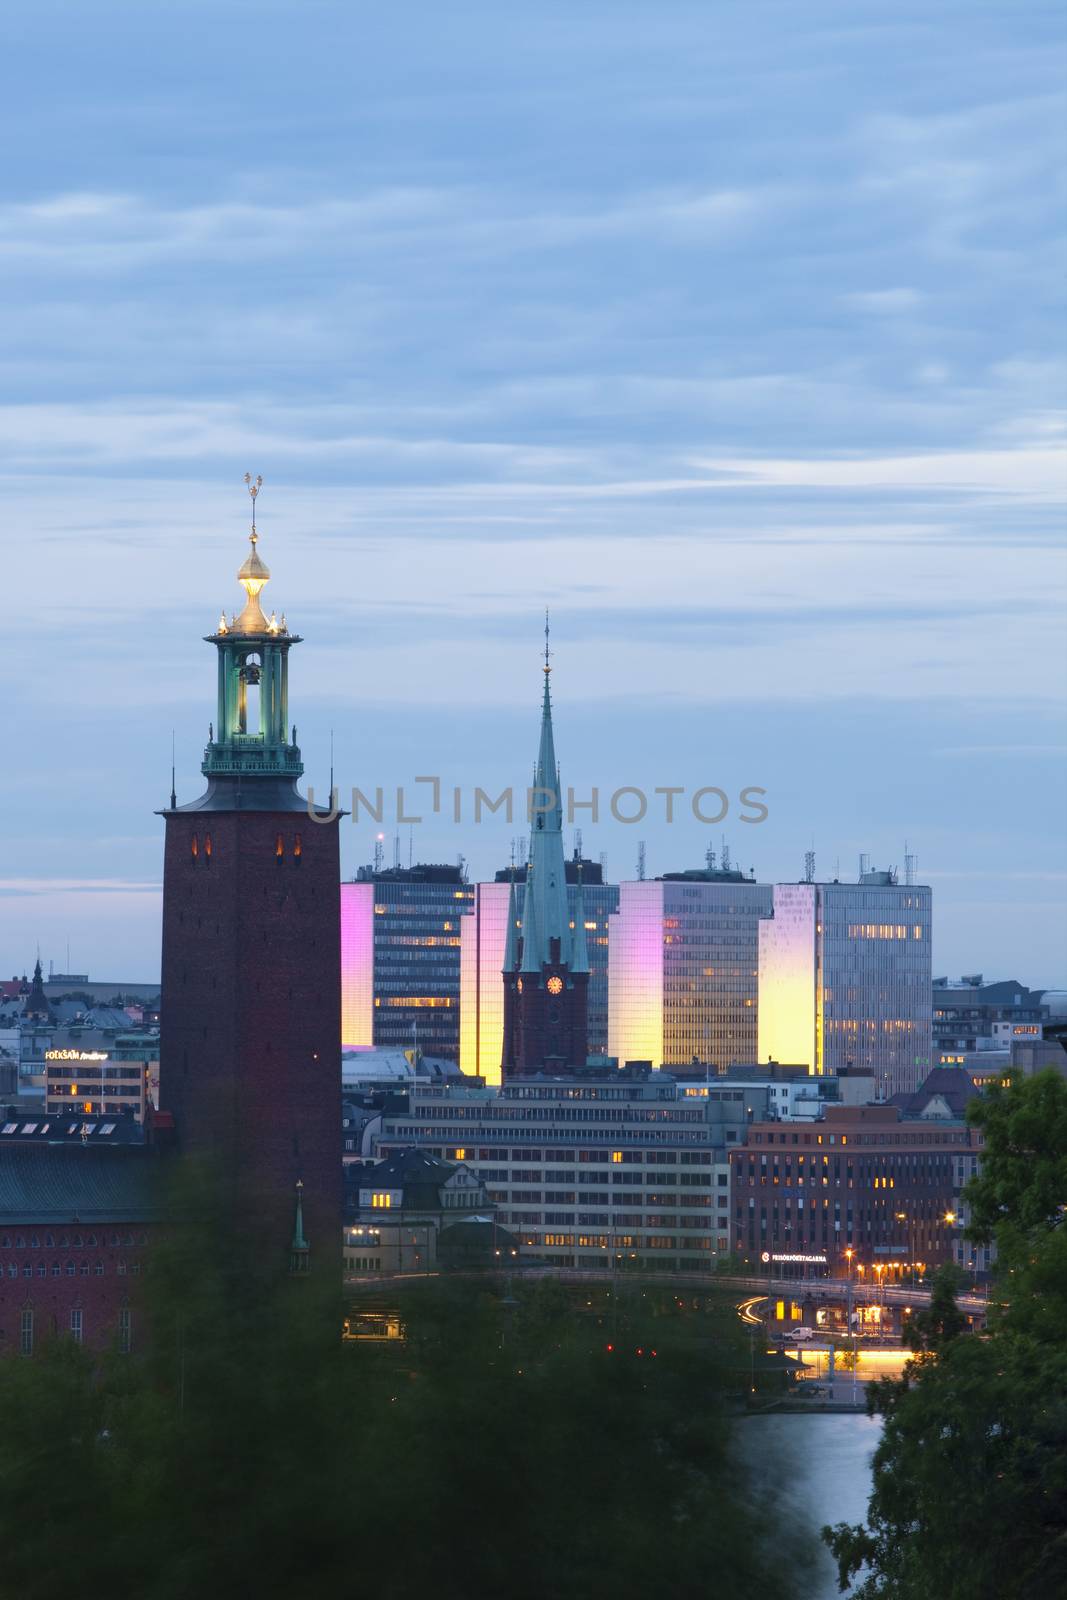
784,1325,815,1341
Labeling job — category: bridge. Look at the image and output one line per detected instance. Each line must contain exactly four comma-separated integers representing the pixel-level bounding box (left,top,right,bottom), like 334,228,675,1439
344,1265,989,1318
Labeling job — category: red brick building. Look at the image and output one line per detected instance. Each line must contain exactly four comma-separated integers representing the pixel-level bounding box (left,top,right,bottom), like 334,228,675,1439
158,514,342,1267
0,1123,159,1355
729,1103,983,1279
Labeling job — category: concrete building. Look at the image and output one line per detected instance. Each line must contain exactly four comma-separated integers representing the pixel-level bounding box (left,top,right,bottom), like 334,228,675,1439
932,975,1048,1057
758,870,933,1099
608,871,772,1072
43,1030,160,1122
372,1070,733,1272
340,865,473,1060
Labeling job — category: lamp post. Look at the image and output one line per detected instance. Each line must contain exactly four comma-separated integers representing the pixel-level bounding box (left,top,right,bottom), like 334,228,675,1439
843,1248,857,1405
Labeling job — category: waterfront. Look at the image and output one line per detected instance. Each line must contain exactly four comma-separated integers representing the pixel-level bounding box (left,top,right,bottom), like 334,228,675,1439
742,1414,882,1598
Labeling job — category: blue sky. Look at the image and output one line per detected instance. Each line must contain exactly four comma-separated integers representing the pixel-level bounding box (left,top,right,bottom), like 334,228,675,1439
2,0,1065,985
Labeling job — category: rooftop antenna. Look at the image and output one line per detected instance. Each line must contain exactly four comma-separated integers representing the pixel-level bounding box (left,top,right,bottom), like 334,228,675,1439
904,841,917,887
637,841,646,881
721,837,731,873
373,833,385,873
544,607,552,678
170,730,176,811
518,838,528,869
243,472,263,540
859,852,870,879
457,853,467,882
599,850,607,877
408,826,414,869
574,826,583,861
393,833,401,870
804,847,815,884
705,844,717,872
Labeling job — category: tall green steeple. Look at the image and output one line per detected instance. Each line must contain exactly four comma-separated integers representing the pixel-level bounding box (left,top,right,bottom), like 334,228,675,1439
519,619,571,969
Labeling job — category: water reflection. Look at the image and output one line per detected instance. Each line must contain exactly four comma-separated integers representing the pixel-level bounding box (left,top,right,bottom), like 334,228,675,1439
742,1414,881,1599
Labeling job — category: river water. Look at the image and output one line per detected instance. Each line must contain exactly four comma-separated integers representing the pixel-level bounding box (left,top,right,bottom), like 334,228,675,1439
741,1414,882,1598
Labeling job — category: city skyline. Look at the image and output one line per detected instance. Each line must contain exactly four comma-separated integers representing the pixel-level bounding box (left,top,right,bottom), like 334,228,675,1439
3,2,1065,984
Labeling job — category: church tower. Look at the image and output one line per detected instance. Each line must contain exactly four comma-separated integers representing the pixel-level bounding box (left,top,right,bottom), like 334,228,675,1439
501,633,590,1078
158,481,341,1270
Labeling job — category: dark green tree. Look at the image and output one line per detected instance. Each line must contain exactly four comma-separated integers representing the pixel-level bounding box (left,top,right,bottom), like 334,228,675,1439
0,1170,816,1600
823,1069,1067,1598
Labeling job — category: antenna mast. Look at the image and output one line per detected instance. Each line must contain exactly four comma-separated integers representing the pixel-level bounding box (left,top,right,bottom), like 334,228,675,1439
637,841,646,881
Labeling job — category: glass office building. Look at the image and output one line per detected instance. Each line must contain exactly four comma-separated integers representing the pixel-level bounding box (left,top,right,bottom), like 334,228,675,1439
608,875,773,1072
341,866,474,1060
758,872,933,1098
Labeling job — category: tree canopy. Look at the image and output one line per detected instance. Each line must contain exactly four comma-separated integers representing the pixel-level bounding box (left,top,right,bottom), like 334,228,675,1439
0,1189,815,1600
823,1068,1067,1599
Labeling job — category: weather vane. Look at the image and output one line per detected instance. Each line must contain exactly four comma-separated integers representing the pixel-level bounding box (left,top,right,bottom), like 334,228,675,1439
244,472,263,540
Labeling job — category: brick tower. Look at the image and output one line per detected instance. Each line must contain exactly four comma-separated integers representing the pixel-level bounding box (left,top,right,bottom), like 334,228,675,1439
501,627,590,1078
159,482,341,1270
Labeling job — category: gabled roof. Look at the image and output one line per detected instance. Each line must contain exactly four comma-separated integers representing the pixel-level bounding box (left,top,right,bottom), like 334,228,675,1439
900,1066,982,1120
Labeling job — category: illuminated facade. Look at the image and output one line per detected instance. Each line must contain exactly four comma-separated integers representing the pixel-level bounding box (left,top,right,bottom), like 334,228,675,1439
758,873,932,1098
341,867,473,1059
43,1033,159,1122
461,874,617,1086
608,877,773,1071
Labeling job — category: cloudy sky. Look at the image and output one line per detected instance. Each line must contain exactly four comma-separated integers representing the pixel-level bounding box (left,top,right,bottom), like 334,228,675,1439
2,0,1065,985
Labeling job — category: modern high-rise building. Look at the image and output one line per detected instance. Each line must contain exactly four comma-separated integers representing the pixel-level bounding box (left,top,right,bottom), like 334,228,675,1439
608,871,773,1073
758,871,933,1099
158,512,342,1268
459,863,617,1086
340,865,473,1059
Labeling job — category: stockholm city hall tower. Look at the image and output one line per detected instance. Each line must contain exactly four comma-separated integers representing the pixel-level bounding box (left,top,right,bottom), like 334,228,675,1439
159,482,341,1268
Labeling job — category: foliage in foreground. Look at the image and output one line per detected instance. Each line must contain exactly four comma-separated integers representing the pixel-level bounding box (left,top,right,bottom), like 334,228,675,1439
823,1068,1067,1599
0,1203,814,1600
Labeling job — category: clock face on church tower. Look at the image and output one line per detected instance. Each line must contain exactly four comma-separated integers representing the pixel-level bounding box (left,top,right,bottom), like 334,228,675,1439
547,974,563,995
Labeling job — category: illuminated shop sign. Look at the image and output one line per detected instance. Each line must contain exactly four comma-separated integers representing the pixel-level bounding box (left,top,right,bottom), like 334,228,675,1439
761,1251,827,1265
44,1050,109,1062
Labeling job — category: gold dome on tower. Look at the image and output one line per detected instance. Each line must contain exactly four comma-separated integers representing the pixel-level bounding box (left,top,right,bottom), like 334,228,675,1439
234,530,271,632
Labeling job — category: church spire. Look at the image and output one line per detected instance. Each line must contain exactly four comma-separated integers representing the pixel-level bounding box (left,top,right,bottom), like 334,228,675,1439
521,617,570,968
23,956,53,1023
289,1179,310,1275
